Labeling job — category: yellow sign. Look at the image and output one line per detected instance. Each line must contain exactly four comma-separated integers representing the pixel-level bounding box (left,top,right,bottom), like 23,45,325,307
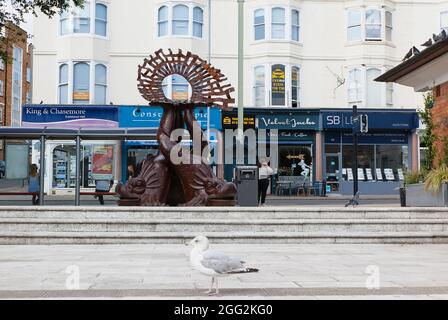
172,90,189,101
73,92,90,101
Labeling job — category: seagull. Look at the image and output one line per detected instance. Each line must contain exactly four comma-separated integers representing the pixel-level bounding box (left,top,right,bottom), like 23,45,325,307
433,29,447,43
402,48,413,61
412,46,420,55
188,235,259,295
345,191,360,207
421,38,432,47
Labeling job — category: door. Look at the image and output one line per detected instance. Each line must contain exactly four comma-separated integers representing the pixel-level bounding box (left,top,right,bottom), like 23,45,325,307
325,153,340,192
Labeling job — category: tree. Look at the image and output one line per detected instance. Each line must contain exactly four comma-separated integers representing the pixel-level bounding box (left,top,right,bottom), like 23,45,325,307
0,1,85,26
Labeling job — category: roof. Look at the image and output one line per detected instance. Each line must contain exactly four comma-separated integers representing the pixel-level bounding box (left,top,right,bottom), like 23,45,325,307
375,37,448,83
0,127,158,140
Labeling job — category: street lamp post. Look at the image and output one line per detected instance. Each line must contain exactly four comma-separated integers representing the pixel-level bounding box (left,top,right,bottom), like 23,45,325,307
352,105,358,197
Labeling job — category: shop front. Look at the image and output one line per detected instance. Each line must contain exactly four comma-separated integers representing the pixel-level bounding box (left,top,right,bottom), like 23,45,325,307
322,109,419,195
222,109,321,192
118,106,222,182
22,105,120,195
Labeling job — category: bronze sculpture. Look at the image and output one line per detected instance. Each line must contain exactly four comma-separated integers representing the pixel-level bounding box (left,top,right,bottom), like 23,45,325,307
117,49,237,206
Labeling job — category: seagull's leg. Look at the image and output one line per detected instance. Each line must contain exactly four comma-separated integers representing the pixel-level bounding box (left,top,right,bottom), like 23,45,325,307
215,277,219,295
206,277,215,295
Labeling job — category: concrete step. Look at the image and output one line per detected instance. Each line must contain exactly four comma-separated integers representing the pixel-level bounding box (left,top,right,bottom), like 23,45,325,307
0,206,447,220
1,218,448,233
0,231,448,244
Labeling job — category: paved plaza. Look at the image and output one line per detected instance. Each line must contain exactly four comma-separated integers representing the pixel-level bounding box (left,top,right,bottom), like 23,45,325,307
0,243,448,299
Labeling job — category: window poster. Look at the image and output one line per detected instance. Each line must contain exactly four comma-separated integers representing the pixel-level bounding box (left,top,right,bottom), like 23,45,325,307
92,146,114,180
271,64,285,106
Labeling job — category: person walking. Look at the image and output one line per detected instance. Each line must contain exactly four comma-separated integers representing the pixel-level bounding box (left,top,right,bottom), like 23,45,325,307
94,179,114,205
28,164,40,205
258,161,273,206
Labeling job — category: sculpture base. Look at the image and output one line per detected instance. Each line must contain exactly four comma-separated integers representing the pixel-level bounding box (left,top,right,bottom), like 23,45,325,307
206,198,237,207
118,198,140,206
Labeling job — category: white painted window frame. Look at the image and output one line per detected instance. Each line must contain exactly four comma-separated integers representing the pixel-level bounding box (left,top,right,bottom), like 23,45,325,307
58,1,109,39
253,6,301,43
57,60,109,105
155,2,206,40
346,7,393,43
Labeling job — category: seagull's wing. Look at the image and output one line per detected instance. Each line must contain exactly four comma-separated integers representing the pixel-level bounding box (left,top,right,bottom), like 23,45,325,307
200,250,245,274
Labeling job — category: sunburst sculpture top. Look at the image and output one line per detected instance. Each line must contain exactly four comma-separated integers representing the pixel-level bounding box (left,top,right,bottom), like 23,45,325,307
137,49,235,110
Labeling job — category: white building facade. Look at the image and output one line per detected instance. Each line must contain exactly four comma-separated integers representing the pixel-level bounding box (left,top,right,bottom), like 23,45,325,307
31,0,448,109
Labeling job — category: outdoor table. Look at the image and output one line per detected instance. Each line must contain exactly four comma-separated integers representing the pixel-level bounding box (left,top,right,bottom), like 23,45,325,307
276,181,293,196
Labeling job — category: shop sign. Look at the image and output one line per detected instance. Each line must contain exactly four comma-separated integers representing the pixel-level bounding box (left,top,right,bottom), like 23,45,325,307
271,64,286,106
119,106,221,130
267,130,314,141
323,111,419,130
258,114,320,130
73,92,90,101
21,105,118,128
222,115,256,129
92,145,114,180
325,131,409,145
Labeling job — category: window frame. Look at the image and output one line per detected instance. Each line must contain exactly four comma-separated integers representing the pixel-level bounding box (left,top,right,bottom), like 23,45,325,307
441,11,448,32
94,3,108,37
252,6,301,43
271,7,286,40
94,63,108,104
252,63,300,108
254,8,265,41
58,1,108,38
172,4,190,36
156,3,205,39
158,5,169,37
58,61,108,104
253,65,266,107
347,7,393,43
291,9,300,42
192,6,204,38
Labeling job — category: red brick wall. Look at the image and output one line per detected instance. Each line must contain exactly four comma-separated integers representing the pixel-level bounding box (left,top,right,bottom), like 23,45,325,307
0,23,32,160
432,82,448,166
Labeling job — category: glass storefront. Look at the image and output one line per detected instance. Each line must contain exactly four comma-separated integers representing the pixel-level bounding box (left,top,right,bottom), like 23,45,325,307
52,143,117,189
278,145,313,178
326,143,409,182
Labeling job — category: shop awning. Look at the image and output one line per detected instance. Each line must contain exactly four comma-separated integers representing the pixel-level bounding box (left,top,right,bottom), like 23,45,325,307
0,127,158,140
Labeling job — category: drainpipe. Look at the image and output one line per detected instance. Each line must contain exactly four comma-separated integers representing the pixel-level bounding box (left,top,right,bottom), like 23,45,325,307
237,0,244,146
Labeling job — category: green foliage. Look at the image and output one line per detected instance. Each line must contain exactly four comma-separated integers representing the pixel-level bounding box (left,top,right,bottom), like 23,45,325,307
404,171,421,186
425,164,448,193
419,92,436,172
0,1,85,26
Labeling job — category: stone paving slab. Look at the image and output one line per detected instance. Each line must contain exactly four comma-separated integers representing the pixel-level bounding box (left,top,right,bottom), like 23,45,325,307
0,244,448,299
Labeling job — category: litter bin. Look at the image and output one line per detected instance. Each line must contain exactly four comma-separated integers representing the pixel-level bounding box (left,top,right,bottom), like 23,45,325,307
399,187,406,207
234,166,259,206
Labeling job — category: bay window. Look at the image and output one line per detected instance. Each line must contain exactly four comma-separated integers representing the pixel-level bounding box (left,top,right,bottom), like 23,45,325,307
348,67,393,107
58,62,108,104
252,64,300,108
253,7,300,42
59,2,108,37
347,8,392,42
156,3,205,38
